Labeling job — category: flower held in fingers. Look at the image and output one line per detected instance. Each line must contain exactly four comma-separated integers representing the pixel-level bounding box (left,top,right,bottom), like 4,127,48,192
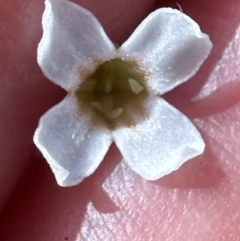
34,0,212,186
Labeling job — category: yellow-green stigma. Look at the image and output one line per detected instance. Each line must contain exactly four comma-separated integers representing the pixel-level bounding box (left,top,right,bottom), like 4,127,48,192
76,58,148,122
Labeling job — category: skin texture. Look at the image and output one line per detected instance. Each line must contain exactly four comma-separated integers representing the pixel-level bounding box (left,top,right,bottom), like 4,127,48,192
1,0,240,240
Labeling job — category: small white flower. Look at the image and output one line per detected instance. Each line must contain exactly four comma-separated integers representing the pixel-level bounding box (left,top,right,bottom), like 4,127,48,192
34,0,212,187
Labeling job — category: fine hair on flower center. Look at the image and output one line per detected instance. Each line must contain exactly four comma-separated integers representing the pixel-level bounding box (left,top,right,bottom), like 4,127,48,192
76,58,147,121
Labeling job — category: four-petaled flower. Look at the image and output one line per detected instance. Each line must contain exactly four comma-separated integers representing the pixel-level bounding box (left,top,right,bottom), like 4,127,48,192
34,0,212,186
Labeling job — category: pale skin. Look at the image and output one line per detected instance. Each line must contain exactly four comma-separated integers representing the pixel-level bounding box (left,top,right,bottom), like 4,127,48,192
0,0,240,240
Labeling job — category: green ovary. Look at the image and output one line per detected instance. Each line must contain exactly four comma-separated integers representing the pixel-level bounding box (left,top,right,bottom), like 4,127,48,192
76,58,147,121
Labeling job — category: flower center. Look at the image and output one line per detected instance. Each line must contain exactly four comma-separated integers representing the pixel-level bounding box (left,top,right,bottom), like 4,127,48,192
76,58,148,123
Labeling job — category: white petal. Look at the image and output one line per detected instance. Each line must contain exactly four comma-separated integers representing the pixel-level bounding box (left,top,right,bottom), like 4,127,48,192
120,8,212,94
34,96,112,186
38,0,115,91
113,97,204,180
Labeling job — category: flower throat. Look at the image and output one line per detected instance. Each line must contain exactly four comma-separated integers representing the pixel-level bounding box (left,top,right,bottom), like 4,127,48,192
76,58,148,121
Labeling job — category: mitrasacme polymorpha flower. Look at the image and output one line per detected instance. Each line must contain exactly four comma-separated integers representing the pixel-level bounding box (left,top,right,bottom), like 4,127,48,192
34,0,212,187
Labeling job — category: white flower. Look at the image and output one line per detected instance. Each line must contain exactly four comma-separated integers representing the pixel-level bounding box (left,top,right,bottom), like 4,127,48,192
34,0,212,187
